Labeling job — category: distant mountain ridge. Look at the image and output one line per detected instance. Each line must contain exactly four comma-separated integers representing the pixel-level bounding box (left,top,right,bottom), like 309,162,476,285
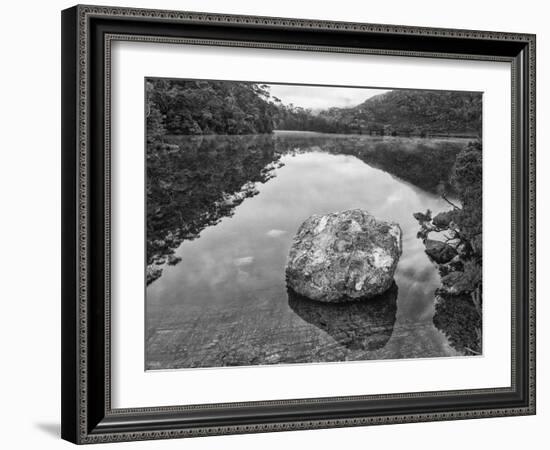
303,90,482,136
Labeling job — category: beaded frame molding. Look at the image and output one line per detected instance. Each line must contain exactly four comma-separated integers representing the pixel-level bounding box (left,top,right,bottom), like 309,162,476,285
61,4,536,444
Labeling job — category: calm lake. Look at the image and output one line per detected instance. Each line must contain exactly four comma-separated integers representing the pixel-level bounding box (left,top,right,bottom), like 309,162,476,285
146,131,471,369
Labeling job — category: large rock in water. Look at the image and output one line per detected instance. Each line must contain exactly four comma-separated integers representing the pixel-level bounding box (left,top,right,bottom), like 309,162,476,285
285,209,402,303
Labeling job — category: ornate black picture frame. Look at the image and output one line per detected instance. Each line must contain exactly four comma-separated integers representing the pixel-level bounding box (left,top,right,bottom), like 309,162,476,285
61,4,536,444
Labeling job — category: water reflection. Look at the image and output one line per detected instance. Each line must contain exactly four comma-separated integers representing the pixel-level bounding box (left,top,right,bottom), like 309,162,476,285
146,132,472,368
147,133,465,271
147,135,282,270
433,294,482,355
288,283,398,351
270,132,461,194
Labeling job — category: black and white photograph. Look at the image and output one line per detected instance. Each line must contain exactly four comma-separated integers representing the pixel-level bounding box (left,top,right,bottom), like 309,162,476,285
144,79,483,370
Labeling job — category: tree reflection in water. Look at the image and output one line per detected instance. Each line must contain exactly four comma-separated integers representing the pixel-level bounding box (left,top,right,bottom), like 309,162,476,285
146,133,465,284
145,132,478,368
432,294,482,355
288,282,398,351
146,135,282,282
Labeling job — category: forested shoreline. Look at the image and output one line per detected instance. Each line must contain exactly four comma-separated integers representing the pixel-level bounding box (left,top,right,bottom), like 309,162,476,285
414,141,483,354
146,79,482,139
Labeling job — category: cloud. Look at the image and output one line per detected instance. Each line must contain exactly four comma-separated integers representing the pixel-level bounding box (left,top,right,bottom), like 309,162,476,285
266,84,390,110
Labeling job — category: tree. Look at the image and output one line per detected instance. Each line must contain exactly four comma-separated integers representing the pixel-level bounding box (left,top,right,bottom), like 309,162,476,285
145,81,166,142
146,79,277,136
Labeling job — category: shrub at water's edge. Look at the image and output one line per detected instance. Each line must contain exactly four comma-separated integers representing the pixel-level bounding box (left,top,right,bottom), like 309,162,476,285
414,141,482,355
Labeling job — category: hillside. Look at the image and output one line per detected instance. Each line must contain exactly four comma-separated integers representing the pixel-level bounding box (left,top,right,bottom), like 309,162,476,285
146,79,277,137
340,90,482,136
146,79,482,137
305,90,482,136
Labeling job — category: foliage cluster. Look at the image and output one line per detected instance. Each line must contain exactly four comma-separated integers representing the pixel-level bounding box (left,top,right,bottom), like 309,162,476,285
146,80,483,138
147,79,276,136
414,141,483,354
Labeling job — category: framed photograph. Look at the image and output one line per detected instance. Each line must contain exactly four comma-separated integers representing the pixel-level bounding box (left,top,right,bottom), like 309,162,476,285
61,4,536,444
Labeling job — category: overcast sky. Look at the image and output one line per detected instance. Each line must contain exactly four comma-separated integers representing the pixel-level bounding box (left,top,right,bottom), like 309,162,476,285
266,84,390,110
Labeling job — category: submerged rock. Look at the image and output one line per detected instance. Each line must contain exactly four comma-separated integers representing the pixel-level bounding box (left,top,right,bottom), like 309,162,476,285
288,282,398,351
285,209,402,303
424,239,457,264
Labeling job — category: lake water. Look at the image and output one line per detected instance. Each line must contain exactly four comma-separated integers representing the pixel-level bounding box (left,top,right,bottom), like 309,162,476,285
146,131,471,369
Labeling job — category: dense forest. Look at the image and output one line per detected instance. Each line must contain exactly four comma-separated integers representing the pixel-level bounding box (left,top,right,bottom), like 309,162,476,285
146,79,277,138
146,79,482,138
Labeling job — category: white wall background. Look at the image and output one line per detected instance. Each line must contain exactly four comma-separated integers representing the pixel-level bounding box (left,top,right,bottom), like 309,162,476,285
0,0,545,448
